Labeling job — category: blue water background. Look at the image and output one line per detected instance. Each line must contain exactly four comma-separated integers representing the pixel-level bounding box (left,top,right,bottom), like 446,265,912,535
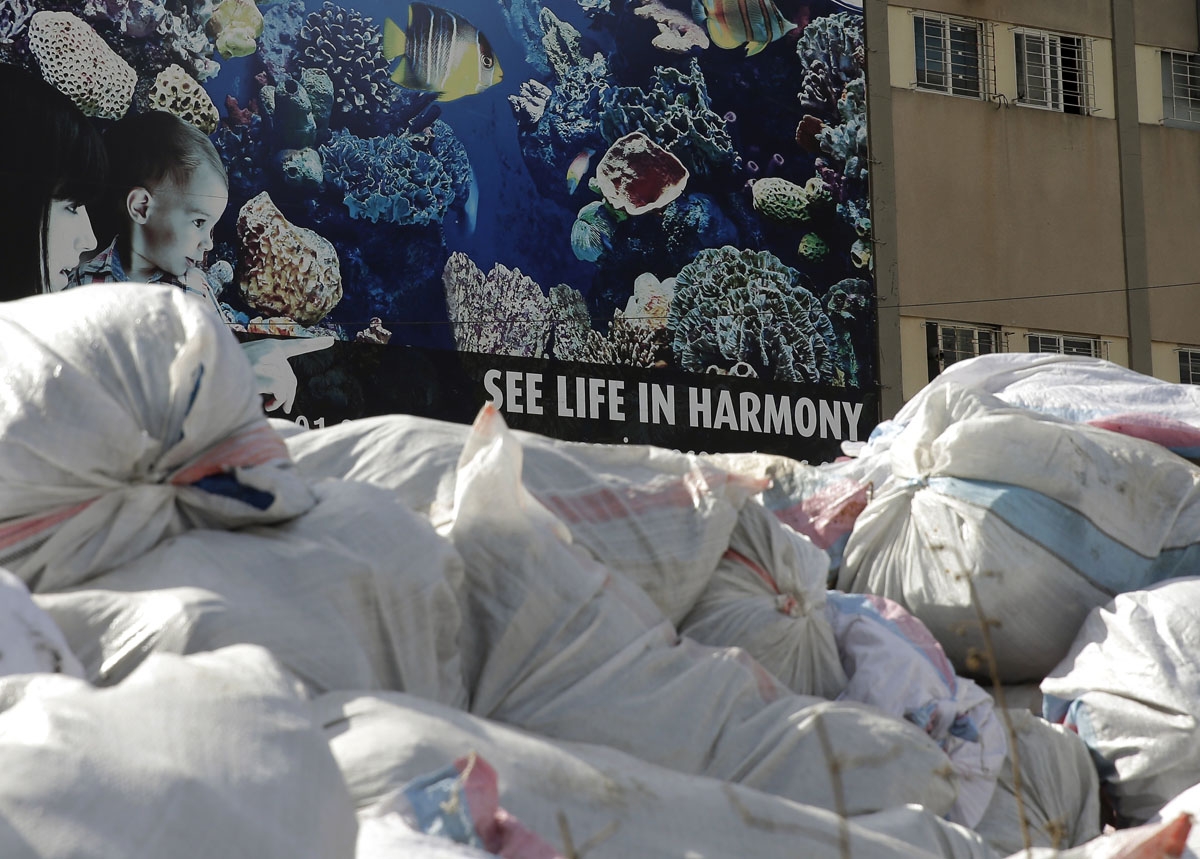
206,0,866,358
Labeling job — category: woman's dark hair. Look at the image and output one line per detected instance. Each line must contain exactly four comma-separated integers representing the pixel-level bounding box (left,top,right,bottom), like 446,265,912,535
0,63,107,300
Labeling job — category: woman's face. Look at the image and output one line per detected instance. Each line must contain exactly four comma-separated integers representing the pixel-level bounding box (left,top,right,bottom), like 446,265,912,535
45,199,97,291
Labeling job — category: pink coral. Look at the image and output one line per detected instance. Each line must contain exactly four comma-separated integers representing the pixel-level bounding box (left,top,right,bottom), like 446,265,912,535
594,131,689,216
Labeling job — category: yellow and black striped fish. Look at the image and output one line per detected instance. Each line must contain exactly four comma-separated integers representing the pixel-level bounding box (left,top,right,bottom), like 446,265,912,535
383,3,503,102
697,0,796,56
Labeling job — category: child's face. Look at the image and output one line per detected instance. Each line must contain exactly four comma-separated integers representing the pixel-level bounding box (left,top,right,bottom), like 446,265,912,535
138,164,228,279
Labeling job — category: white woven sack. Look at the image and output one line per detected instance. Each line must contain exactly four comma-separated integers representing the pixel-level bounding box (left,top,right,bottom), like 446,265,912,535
837,383,1200,682
824,591,1007,828
287,412,764,624
0,285,315,592
705,448,894,575
36,479,466,705
319,691,995,859
1041,578,1200,825
0,644,357,859
678,499,847,699
441,404,959,817
892,352,1200,430
972,709,1101,856
0,567,83,678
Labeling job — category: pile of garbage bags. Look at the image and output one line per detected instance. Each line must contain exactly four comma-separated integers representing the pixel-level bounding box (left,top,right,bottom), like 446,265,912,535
2,284,1200,858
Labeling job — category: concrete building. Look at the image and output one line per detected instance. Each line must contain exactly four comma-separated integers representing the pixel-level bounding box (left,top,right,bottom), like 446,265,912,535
864,0,1200,415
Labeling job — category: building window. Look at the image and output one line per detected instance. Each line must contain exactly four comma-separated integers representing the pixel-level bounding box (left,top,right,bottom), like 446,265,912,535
1015,29,1094,115
1162,50,1200,127
1180,349,1200,384
1027,333,1108,359
913,12,993,100
926,322,1002,380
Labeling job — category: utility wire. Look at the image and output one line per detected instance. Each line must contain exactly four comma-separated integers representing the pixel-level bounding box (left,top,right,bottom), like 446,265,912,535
253,276,1200,330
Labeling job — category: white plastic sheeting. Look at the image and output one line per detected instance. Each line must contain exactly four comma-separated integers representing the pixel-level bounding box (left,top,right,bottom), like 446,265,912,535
319,690,996,859
287,412,764,625
1042,578,1200,825
0,568,83,679
442,404,960,818
0,645,358,859
36,479,467,704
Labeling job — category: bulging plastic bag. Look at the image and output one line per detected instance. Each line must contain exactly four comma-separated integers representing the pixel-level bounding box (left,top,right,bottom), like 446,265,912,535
838,383,1200,682
679,499,847,699
0,644,358,859
1042,578,1200,826
0,285,314,592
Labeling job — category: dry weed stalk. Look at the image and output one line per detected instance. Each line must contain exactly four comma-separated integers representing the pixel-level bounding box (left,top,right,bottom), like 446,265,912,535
556,810,619,859
958,569,1034,854
813,709,852,859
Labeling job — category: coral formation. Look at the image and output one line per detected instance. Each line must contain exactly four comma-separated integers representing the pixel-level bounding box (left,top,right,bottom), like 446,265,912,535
793,10,871,251
796,12,864,114
599,59,734,175
510,9,611,195
632,0,710,52
667,245,834,382
274,147,324,192
257,0,305,82
443,252,553,357
570,200,617,262
272,75,318,149
509,79,551,128
28,11,135,119
797,232,829,261
594,131,689,216
0,0,34,45
422,121,474,212
751,177,818,223
549,284,617,363
147,64,218,134
817,76,868,182
214,112,269,198
577,0,611,17
80,0,219,80
300,68,335,138
297,1,393,134
207,259,234,291
209,0,262,60
823,276,872,386
660,193,738,259
236,191,343,325
497,0,550,76
851,237,872,269
608,272,674,367
319,124,466,227
540,6,582,81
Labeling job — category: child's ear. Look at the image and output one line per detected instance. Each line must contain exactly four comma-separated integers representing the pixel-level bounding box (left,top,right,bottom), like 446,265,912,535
126,188,152,224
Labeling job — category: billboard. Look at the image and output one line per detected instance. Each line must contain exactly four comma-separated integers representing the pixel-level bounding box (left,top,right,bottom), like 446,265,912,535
12,0,875,461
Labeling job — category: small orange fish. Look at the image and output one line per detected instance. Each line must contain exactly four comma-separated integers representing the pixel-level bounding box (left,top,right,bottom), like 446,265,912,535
566,149,593,194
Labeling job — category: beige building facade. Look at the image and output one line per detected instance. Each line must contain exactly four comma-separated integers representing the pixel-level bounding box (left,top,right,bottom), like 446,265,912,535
865,0,1200,415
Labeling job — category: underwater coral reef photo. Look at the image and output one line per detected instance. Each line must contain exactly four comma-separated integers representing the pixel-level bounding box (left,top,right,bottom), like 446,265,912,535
3,0,877,457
